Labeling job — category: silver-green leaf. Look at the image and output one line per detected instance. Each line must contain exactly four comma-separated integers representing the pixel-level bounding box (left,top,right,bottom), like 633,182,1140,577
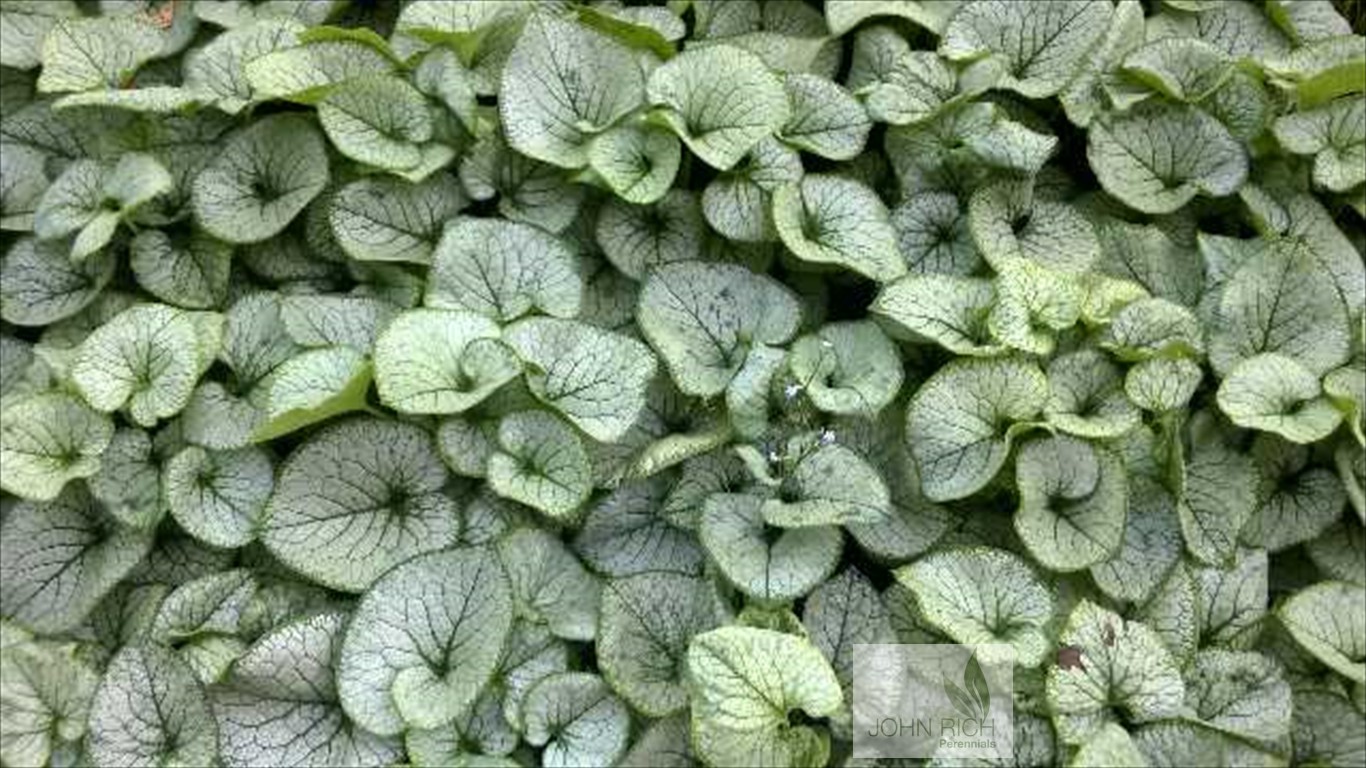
907,356,1048,502
337,546,513,736
500,13,644,169
646,45,791,170
87,645,218,768
262,417,460,592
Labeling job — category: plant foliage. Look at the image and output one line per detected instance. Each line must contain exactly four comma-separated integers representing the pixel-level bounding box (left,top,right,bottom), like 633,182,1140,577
0,1,1363,766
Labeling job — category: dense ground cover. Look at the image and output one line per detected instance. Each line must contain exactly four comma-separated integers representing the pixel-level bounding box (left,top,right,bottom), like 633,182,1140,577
0,1,1364,767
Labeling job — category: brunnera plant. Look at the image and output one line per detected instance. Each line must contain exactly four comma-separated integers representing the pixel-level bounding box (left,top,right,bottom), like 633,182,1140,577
0,1,1363,767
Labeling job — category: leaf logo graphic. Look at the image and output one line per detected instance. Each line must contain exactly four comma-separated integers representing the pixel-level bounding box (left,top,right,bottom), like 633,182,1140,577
942,649,990,721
